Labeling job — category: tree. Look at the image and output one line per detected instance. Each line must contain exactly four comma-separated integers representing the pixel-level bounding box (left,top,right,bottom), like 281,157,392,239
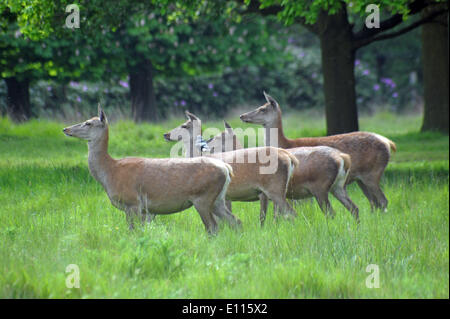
7,0,447,129
1,1,286,122
116,8,284,121
0,11,116,121
242,0,448,135
0,0,150,120
0,8,35,120
421,4,448,133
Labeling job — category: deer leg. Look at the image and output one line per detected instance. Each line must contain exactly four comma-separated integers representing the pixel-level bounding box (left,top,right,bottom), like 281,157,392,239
193,199,218,235
289,199,302,210
226,200,232,213
357,178,388,211
213,199,242,228
280,202,297,220
125,206,144,230
145,213,156,224
126,213,135,230
271,196,297,220
312,191,335,218
261,180,297,221
259,193,269,226
272,202,280,222
361,179,388,211
356,180,378,211
331,187,360,222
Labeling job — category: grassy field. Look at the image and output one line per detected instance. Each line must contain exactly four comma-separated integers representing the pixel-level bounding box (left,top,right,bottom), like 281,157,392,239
0,111,448,298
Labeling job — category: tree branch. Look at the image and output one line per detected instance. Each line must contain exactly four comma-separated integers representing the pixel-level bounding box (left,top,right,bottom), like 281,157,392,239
353,7,448,50
239,0,319,34
353,0,431,43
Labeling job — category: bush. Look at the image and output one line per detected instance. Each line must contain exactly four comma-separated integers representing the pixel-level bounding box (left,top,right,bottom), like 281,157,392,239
0,45,324,120
0,39,422,120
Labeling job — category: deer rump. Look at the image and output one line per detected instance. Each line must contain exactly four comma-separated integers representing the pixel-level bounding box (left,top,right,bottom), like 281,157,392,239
285,146,349,199
205,147,296,202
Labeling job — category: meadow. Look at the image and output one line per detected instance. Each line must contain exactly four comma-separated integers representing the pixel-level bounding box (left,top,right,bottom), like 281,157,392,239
0,110,448,298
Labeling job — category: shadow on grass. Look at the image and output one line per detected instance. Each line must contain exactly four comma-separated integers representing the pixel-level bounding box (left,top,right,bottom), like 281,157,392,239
0,164,94,188
384,162,449,184
1,160,448,189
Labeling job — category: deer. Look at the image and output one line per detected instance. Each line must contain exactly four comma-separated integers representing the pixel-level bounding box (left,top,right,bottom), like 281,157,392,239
62,105,241,234
163,111,299,223
206,121,360,223
240,92,397,212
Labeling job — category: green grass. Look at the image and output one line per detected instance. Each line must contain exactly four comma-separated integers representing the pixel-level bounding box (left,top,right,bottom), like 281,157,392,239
0,112,448,298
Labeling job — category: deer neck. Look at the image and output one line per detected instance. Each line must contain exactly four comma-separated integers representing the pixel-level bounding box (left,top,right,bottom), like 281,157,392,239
264,112,289,148
233,136,243,150
184,138,202,158
87,129,115,188
184,128,202,158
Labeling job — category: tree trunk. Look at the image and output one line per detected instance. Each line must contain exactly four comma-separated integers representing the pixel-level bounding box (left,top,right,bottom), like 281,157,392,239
129,60,157,122
421,9,449,134
4,77,31,122
317,9,359,135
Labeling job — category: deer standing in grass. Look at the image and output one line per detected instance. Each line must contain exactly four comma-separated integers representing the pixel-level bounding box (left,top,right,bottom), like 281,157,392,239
163,111,299,222
63,105,240,234
240,92,396,211
206,121,359,223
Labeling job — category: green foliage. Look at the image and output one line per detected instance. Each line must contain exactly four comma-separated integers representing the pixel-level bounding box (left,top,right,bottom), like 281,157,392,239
0,20,116,85
0,0,429,121
1,0,155,40
113,9,284,76
1,2,294,116
0,21,49,81
0,0,370,80
0,46,322,119
253,0,426,25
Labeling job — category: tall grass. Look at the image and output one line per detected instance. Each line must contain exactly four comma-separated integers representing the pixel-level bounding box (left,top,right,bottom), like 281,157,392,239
0,112,448,298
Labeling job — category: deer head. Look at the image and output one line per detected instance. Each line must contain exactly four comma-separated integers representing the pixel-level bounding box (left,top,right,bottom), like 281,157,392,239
63,104,108,142
240,91,279,126
164,110,201,142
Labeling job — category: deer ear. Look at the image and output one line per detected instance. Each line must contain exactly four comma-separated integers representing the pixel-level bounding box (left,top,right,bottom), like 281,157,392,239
98,103,106,123
263,91,278,108
223,120,233,133
185,110,199,121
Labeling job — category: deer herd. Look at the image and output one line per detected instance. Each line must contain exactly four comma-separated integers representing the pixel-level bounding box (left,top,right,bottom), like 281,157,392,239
63,92,396,235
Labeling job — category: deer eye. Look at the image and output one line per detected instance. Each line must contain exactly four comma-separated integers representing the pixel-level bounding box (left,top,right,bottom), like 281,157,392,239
85,122,92,126
181,125,188,129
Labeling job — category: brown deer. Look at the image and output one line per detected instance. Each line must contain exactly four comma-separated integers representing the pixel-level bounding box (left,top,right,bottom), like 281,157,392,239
163,111,299,222
206,121,359,223
63,105,240,234
240,92,396,211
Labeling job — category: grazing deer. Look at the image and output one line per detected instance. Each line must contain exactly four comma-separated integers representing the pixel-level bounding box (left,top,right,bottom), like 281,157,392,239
63,105,240,234
206,121,359,223
163,111,299,221
240,92,397,211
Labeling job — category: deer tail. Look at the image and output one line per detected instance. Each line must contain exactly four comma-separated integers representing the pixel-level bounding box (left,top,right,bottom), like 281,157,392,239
285,150,300,169
388,139,397,153
224,163,234,179
341,153,351,174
